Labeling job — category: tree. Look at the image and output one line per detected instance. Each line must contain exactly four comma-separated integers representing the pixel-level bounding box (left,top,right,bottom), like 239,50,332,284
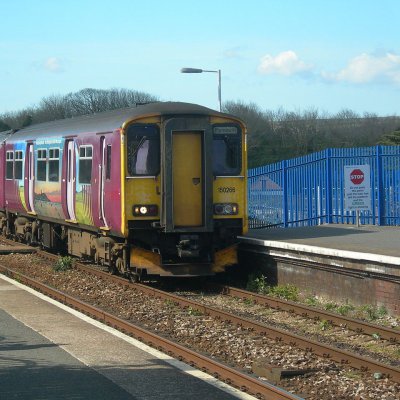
0,119,10,132
378,128,400,145
0,88,159,128
21,115,33,128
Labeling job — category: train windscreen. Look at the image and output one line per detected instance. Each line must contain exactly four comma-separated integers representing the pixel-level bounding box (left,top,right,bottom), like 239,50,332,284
127,124,160,176
212,125,241,176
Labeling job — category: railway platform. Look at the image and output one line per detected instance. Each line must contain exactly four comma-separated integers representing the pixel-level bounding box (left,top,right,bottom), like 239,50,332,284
239,224,400,314
0,275,255,400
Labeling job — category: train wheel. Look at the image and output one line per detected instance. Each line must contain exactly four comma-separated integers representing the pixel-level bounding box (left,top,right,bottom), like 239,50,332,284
108,265,117,275
24,232,32,246
115,257,126,275
129,272,140,283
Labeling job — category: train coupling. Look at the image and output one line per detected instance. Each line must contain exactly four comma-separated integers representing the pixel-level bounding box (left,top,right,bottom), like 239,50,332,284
177,235,200,258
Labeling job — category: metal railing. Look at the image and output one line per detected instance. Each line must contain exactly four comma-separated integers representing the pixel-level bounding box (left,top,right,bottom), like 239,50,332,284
248,145,400,228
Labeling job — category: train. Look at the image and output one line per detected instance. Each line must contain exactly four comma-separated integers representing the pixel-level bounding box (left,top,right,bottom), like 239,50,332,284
0,102,247,279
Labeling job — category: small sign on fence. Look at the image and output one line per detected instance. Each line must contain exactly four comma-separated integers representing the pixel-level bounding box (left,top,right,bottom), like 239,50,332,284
344,165,372,212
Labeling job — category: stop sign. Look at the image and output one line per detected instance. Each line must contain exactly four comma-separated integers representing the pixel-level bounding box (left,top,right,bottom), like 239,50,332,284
350,169,364,185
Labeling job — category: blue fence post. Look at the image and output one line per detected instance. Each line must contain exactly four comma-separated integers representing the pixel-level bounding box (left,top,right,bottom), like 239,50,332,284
325,148,332,224
376,145,384,225
282,160,288,227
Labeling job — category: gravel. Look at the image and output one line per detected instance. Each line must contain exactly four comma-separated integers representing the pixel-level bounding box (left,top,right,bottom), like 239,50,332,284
1,252,399,400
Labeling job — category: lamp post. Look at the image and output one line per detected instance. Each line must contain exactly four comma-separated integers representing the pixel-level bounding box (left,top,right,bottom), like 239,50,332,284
180,67,222,112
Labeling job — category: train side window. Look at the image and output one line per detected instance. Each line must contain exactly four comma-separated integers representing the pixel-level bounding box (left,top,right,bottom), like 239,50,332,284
14,151,23,180
49,148,60,182
37,149,47,181
79,145,93,184
126,124,160,176
6,151,13,179
212,125,242,176
106,145,111,180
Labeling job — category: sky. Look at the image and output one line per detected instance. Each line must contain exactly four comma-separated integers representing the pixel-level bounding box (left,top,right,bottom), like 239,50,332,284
1,0,400,116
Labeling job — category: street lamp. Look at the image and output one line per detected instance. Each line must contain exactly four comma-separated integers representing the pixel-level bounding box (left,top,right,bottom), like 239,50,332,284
180,67,222,112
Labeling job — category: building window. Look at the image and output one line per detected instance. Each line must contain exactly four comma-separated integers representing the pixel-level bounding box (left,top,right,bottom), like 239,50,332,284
14,151,23,180
79,145,92,184
49,148,60,182
6,151,13,179
37,149,47,181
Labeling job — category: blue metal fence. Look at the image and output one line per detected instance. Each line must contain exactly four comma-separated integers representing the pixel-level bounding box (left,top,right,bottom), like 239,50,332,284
248,145,400,228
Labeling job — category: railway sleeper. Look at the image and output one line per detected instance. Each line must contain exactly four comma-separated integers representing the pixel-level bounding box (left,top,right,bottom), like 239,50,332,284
252,359,319,383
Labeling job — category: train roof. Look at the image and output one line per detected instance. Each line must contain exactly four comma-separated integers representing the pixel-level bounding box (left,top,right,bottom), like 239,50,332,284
0,102,243,141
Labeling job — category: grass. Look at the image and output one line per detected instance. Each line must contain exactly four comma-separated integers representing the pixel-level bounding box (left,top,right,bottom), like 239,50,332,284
305,295,318,306
187,307,203,316
359,304,388,321
269,284,299,301
319,319,331,331
246,274,299,301
342,370,362,380
245,273,397,326
336,303,355,316
246,274,269,294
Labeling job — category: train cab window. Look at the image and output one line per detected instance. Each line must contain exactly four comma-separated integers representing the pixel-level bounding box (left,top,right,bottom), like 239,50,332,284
127,124,160,176
14,151,23,180
212,125,242,176
79,145,93,184
6,151,13,179
37,149,47,181
49,148,60,182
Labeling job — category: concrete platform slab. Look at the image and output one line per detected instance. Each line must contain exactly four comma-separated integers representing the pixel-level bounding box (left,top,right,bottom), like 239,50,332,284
241,224,400,263
0,275,255,400
239,224,400,314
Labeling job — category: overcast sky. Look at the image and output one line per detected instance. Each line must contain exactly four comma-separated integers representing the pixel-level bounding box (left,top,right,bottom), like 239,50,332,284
1,0,400,115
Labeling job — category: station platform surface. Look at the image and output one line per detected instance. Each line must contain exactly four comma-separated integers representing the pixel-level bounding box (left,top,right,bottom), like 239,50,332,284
240,224,400,264
0,275,255,400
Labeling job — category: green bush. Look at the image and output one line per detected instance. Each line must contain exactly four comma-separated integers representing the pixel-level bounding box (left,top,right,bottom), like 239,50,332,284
53,256,73,272
246,274,269,294
269,284,299,302
337,303,355,316
305,295,318,306
324,302,337,311
360,304,388,321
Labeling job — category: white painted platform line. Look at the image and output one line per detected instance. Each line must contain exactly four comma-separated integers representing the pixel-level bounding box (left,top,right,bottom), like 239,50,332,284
239,236,400,266
0,274,258,400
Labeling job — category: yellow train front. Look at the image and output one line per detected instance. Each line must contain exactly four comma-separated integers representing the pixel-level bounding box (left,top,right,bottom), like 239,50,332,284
124,102,247,278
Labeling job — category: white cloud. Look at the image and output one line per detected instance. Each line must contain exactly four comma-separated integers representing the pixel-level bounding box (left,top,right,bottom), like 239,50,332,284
258,51,312,76
43,57,63,72
322,52,400,84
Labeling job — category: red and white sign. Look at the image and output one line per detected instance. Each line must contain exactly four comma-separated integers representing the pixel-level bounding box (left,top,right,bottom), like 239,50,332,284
350,169,364,185
344,165,371,211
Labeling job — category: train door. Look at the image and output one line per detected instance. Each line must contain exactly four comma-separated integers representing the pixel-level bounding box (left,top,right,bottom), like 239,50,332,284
27,143,35,213
66,140,76,220
172,131,203,227
99,136,108,227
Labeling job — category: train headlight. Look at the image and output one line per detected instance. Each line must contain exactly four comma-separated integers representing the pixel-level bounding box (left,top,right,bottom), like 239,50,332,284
133,204,158,216
213,203,239,215
140,206,148,214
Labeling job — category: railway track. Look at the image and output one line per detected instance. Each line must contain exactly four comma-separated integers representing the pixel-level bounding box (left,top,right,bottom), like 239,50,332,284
212,285,400,344
0,239,399,398
4,237,398,344
0,264,300,400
